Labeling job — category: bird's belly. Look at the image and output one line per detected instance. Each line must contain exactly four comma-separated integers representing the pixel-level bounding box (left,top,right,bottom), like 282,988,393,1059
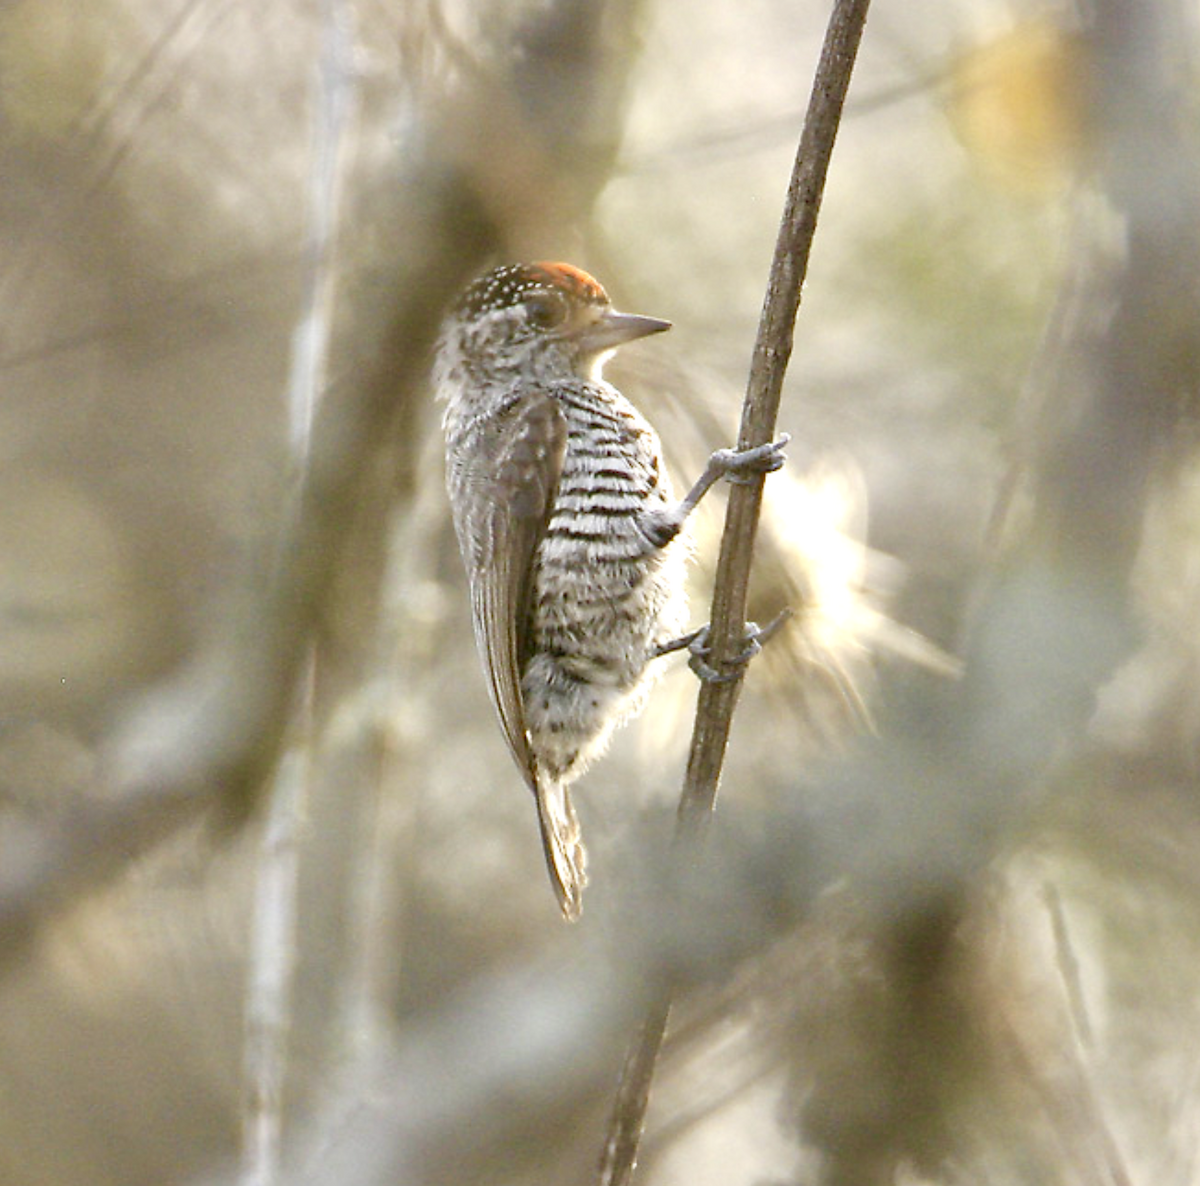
522,535,686,783
533,535,681,678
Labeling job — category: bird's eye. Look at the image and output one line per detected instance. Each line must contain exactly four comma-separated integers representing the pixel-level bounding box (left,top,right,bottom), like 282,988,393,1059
526,293,568,330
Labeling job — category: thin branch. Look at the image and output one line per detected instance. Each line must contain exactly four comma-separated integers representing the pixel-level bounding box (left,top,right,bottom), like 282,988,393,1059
681,0,872,829
1042,880,1092,1049
242,723,311,1186
286,0,357,464
597,2,873,1183
242,10,359,1183
597,999,672,1185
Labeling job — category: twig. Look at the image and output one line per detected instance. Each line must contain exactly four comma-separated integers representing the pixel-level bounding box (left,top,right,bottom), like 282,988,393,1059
244,6,357,1181
597,999,672,1185
597,2,872,1182
242,716,312,1186
1042,880,1092,1049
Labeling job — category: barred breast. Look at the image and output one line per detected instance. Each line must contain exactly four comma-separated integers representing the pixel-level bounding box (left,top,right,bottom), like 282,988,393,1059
521,379,688,785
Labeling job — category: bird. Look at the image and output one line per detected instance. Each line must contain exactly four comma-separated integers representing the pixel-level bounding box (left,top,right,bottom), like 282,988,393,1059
435,261,785,919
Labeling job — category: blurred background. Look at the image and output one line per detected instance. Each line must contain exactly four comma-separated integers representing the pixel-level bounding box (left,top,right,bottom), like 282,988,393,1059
0,1,1197,1184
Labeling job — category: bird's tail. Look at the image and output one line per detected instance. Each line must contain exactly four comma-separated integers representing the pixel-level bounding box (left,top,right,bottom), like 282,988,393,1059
535,780,588,921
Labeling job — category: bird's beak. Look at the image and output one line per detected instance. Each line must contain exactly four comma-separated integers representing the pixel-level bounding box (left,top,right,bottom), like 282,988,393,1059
572,310,672,355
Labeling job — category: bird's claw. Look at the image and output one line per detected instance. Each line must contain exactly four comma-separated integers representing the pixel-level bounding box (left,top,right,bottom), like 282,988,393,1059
712,435,790,486
685,609,792,683
687,626,755,683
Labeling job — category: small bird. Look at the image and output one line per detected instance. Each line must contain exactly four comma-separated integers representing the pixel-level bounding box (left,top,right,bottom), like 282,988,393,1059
435,262,784,918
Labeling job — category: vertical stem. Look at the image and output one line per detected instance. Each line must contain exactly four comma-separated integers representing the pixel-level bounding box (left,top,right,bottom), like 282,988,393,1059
682,0,872,824
242,5,357,1184
241,658,314,1186
596,998,673,1185
597,2,873,1183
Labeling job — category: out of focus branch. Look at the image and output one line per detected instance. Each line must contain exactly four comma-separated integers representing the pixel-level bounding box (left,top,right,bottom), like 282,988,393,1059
775,4,1200,1178
597,3,873,1183
0,155,496,972
242,6,358,1185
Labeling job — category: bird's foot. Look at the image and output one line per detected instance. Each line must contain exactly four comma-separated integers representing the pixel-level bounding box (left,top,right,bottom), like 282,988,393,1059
675,435,790,520
653,626,707,660
659,609,792,683
708,435,790,486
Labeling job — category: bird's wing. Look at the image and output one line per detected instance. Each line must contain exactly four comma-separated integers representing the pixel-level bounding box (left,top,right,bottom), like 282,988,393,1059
449,392,566,793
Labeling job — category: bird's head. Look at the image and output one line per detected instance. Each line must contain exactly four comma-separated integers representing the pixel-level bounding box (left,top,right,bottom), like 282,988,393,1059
438,262,671,386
